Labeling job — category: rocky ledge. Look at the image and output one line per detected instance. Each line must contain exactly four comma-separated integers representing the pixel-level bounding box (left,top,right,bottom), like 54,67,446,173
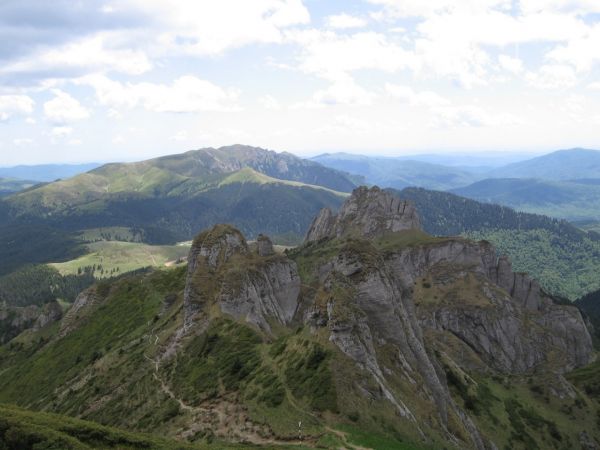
184,224,300,333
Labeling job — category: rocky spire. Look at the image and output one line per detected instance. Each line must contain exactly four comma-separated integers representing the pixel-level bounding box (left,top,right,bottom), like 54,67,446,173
256,234,275,256
305,186,421,243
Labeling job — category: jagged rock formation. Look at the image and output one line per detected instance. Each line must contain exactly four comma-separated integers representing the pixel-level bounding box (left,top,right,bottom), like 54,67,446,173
298,186,593,449
184,225,300,332
256,234,274,256
0,300,62,343
305,186,420,243
178,187,593,448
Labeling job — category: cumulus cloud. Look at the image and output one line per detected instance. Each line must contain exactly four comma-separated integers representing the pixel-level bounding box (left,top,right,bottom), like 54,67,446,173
526,64,578,89
498,55,524,74
431,104,523,128
80,75,240,113
51,126,73,137
296,76,375,108
259,95,282,110
111,0,310,56
326,13,367,29
43,89,90,123
0,95,35,121
287,30,414,80
385,83,450,107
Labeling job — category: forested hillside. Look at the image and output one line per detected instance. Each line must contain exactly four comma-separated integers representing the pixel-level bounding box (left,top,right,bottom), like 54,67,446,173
397,187,600,299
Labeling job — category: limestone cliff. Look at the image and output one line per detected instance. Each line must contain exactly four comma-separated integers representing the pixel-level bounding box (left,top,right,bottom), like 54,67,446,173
305,186,420,242
184,224,300,332
296,186,593,450
178,187,594,449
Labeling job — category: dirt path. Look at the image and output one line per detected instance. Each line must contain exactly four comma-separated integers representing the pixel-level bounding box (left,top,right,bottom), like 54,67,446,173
143,348,313,447
325,427,373,450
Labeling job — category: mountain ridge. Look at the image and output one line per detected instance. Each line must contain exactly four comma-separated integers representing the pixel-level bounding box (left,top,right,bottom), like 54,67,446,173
0,186,596,449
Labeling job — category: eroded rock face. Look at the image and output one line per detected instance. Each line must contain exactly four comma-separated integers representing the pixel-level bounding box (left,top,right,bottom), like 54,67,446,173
184,225,300,332
299,186,593,449
256,234,275,256
305,186,420,243
1,300,63,343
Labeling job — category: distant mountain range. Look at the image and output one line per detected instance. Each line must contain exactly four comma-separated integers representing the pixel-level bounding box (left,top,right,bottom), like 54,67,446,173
311,153,479,190
452,178,600,221
314,148,600,221
487,148,600,180
0,163,101,182
0,145,354,275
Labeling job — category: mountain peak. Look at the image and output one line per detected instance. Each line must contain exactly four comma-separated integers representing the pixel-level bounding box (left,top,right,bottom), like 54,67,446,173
305,186,421,243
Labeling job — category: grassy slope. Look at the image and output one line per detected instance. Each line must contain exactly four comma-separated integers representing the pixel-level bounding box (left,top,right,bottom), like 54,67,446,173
2,231,598,449
0,264,428,449
0,403,213,450
50,241,190,278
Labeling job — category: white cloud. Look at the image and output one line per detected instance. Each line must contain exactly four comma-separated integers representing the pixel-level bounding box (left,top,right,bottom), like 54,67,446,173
0,95,35,121
547,24,600,71
287,30,414,80
114,0,310,56
259,95,282,110
526,64,578,88
13,138,34,146
2,34,152,79
43,90,90,123
297,76,375,108
498,54,524,74
431,104,522,128
367,0,511,18
385,83,450,107
326,13,367,29
80,75,240,113
51,126,73,137
519,0,600,15
170,130,188,141
588,81,600,89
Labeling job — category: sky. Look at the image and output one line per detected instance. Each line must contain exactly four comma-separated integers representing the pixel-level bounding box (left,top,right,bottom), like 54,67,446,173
1,0,600,165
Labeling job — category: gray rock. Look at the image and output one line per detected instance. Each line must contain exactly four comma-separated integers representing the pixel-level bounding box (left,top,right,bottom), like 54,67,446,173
305,186,420,243
256,234,275,256
184,224,300,333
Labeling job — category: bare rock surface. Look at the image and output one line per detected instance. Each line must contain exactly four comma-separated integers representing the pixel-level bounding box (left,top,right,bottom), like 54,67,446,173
184,224,300,332
305,186,420,242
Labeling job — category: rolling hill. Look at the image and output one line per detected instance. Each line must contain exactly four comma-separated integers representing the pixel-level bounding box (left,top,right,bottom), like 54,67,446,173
452,177,600,221
396,187,600,299
0,146,352,279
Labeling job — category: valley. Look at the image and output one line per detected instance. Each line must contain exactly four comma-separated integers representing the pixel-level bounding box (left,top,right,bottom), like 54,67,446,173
0,186,598,450
1,147,600,450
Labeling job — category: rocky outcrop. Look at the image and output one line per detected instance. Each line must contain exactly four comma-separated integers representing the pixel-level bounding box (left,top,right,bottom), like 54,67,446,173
184,225,300,332
299,186,593,450
58,287,103,338
256,234,275,256
0,300,63,343
305,186,420,243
